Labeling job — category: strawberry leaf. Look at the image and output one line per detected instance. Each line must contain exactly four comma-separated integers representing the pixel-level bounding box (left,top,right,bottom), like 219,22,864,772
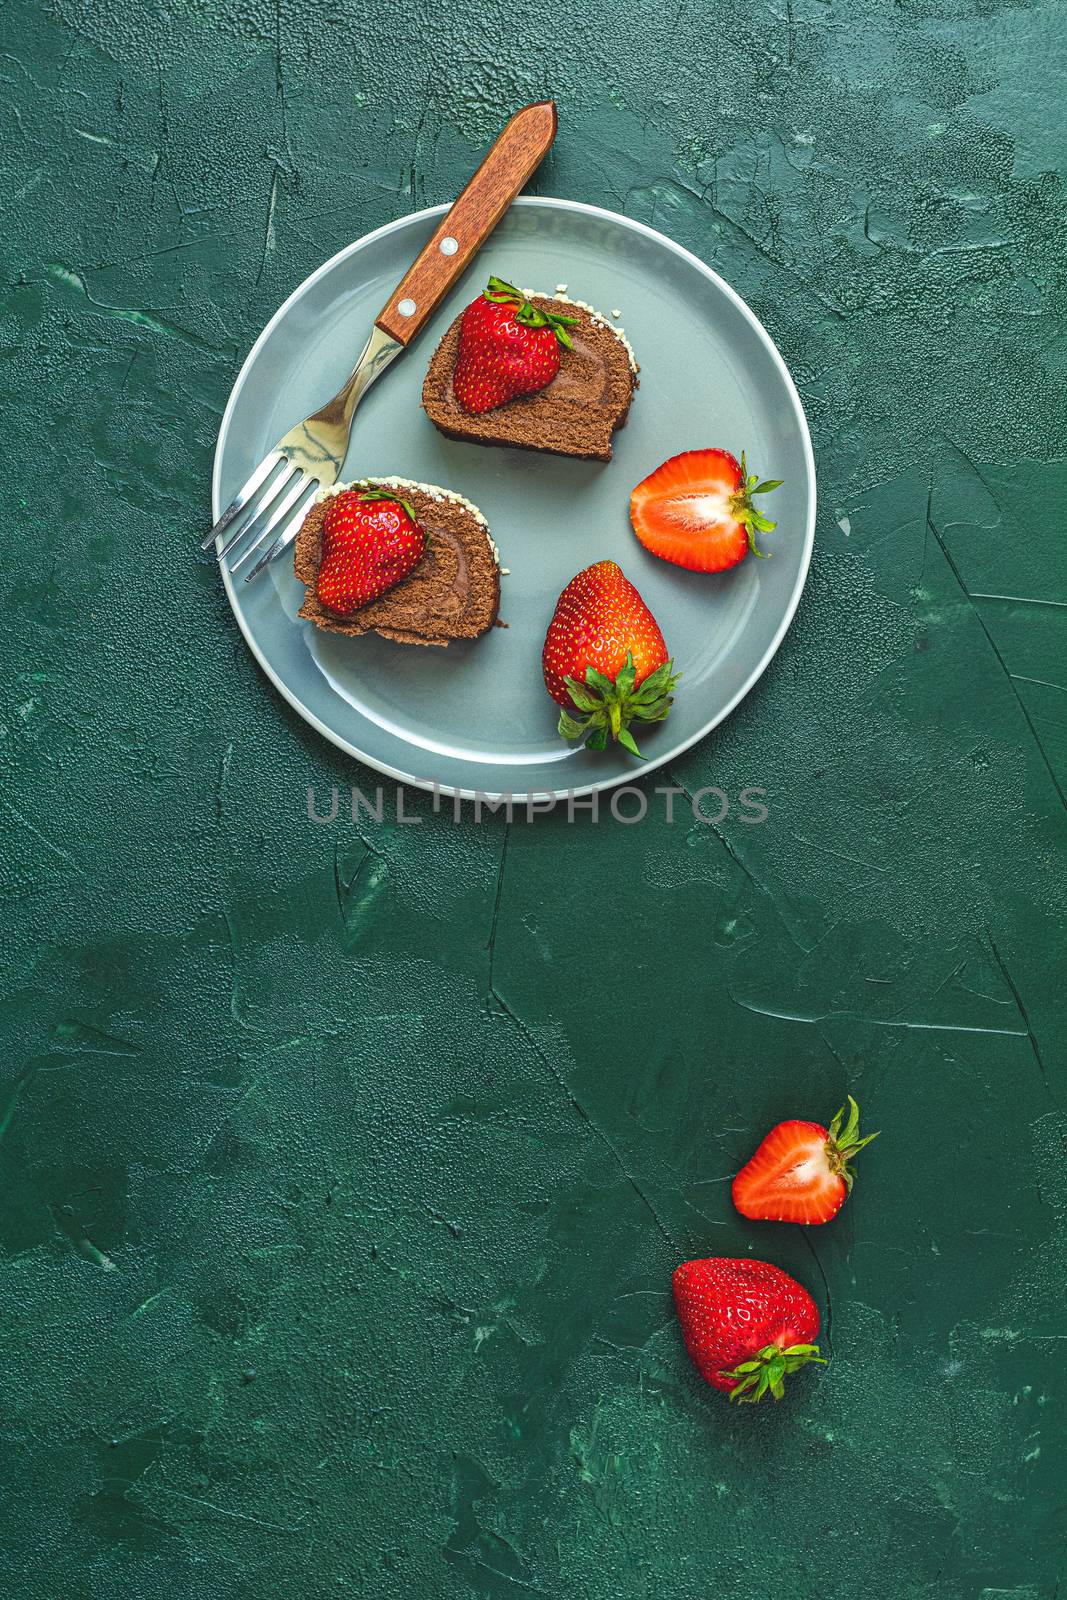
826,1096,880,1192
615,652,638,697
723,1342,826,1404
636,660,676,696
584,666,617,697
354,488,418,521
561,676,600,713
484,275,523,303
728,456,784,559
557,707,588,742
553,657,681,757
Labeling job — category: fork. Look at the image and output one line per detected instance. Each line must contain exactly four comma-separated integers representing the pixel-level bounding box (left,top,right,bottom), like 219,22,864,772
204,100,557,582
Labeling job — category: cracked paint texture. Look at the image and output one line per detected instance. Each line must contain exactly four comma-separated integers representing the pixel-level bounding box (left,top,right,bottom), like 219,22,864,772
1,0,1065,1594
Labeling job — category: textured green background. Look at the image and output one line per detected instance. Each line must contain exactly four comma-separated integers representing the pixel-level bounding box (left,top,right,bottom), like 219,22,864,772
2,0,1066,1594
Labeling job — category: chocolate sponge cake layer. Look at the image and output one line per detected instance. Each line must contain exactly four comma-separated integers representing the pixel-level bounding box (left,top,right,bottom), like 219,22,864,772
422,296,638,464
294,479,500,648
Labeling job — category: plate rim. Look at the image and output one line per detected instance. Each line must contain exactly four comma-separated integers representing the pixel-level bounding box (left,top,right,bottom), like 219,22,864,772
212,195,816,802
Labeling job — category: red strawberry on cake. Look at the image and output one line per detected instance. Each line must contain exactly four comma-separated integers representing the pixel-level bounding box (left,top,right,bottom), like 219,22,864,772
452,276,577,414
314,488,425,616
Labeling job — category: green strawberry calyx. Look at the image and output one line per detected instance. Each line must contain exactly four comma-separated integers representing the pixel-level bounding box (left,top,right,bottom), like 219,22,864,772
557,653,681,759
352,488,418,522
721,1342,826,1404
729,451,784,559
826,1095,880,1194
482,275,578,350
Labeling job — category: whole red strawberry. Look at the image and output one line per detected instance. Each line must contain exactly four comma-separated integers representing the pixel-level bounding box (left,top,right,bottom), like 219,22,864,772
453,276,577,415
316,489,425,616
733,1097,879,1226
673,1257,824,1402
542,560,680,757
630,448,782,571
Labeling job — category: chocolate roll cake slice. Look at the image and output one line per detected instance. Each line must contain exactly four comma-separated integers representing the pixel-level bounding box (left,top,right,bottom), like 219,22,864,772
294,478,500,648
423,284,639,464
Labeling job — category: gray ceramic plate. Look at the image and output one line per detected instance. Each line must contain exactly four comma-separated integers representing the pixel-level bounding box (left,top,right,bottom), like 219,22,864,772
213,198,815,800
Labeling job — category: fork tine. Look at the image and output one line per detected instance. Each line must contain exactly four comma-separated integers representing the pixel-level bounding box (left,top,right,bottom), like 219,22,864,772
243,496,318,583
229,475,315,574
214,462,300,562
202,450,285,551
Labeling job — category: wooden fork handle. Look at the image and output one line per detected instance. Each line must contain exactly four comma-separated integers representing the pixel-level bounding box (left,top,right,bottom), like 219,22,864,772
375,101,557,346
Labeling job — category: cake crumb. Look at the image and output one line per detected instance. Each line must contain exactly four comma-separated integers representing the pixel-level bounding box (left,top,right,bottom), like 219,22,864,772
611,308,622,319
555,282,568,293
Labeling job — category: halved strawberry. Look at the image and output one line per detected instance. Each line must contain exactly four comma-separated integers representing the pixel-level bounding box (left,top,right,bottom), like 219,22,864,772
732,1097,879,1225
629,448,782,572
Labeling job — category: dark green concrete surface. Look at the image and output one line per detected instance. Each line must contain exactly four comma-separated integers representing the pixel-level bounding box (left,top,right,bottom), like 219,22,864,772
2,0,1066,1594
